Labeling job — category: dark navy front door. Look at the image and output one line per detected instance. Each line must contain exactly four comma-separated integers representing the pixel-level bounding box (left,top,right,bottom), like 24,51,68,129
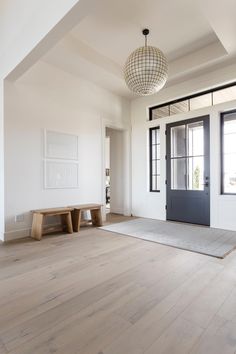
166,115,210,226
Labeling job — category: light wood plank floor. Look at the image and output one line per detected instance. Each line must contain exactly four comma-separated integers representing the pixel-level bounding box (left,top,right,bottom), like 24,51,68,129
0,214,236,354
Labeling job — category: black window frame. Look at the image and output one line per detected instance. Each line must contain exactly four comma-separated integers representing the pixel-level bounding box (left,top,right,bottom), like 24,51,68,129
149,126,160,192
221,109,236,195
149,81,236,121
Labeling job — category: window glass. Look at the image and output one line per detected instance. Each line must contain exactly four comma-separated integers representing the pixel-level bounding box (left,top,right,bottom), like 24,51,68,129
187,121,204,157
170,121,205,191
150,84,236,121
222,113,236,194
170,100,189,115
187,157,204,191
171,158,186,190
171,125,186,158
189,93,212,111
214,86,236,105
152,106,169,120
150,127,161,191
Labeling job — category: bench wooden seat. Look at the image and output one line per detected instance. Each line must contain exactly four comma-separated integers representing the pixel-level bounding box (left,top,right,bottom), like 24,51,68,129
69,204,103,232
31,207,73,241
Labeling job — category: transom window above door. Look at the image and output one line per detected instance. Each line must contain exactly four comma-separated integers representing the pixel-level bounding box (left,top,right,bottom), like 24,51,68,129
149,82,236,121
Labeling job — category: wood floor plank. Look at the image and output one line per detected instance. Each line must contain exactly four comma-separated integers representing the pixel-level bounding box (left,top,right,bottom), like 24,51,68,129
115,252,206,324
0,214,235,354
102,261,222,354
144,317,203,354
190,314,236,354
181,266,236,328
0,241,172,347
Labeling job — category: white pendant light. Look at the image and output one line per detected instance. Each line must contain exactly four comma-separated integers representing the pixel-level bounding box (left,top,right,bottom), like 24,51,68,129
124,29,168,96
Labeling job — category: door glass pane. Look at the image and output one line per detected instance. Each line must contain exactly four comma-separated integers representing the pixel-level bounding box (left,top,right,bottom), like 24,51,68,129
171,125,186,157
187,121,204,156
171,158,186,190
187,157,204,190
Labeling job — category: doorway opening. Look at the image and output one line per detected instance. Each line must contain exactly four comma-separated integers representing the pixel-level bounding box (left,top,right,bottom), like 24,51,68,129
105,134,110,213
166,115,210,226
105,127,126,217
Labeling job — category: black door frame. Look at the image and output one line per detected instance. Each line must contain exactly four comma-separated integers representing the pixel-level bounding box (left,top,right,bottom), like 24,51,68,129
166,115,210,226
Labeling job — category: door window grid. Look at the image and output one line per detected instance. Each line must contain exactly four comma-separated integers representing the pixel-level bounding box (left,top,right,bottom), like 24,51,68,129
170,122,204,191
221,111,236,194
150,127,160,192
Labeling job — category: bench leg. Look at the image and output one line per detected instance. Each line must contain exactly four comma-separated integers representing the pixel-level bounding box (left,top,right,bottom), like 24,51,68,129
91,208,103,227
65,213,73,234
31,213,43,241
60,213,73,234
71,209,82,232
60,214,67,232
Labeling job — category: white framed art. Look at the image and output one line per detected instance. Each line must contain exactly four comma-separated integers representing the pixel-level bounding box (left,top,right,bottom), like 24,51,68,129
44,160,79,189
43,130,79,189
45,130,79,161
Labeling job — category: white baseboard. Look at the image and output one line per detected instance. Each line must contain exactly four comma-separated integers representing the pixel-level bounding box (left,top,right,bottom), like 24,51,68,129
4,222,62,242
110,207,124,215
4,228,31,241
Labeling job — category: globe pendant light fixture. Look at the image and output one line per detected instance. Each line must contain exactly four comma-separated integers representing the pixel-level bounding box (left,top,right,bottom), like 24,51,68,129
124,29,168,96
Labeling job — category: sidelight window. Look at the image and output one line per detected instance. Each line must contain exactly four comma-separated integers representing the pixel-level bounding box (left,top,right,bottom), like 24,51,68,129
149,127,160,192
221,110,236,194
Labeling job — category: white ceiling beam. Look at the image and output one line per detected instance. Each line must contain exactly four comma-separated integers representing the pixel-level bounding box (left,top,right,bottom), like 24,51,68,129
169,40,227,80
196,0,236,54
5,0,97,81
61,34,123,79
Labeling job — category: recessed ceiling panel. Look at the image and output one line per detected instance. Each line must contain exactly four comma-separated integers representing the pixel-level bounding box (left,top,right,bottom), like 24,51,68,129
71,0,216,65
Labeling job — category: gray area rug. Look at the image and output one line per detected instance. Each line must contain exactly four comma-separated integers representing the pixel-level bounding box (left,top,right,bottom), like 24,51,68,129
100,218,236,258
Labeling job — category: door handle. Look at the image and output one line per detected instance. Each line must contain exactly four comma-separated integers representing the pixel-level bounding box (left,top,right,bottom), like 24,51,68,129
201,182,209,187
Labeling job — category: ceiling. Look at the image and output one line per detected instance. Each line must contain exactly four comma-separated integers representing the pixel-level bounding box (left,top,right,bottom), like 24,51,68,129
43,0,236,98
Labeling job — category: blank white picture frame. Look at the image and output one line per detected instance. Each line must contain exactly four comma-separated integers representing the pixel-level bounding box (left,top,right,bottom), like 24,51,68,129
45,130,78,161
44,160,79,189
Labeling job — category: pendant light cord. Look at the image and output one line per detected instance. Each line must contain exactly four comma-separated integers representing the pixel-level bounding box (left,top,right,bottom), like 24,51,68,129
142,28,149,47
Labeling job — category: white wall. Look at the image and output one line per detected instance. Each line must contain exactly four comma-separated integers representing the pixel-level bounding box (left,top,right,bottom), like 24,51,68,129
4,61,130,240
0,82,4,241
131,65,236,231
0,0,97,241
105,137,110,169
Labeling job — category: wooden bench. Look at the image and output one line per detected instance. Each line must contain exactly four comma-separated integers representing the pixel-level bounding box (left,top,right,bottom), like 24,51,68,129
70,204,103,232
31,207,73,241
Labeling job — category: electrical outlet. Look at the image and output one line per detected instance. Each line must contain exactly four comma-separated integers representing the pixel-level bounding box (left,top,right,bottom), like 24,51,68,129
15,214,24,222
